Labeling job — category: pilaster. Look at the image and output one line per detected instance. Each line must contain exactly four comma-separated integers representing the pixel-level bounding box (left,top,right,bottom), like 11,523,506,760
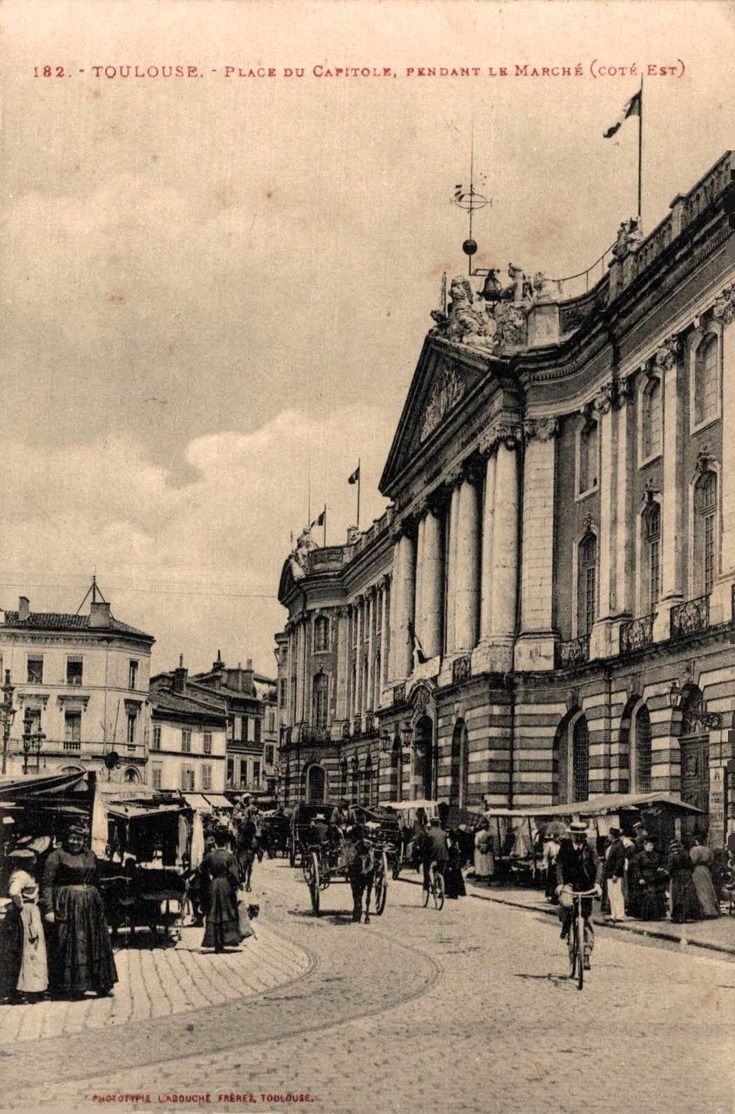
654,334,685,640
514,419,556,672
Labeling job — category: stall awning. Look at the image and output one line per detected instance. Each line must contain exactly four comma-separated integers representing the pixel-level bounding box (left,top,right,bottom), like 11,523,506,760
183,793,214,812
204,795,232,809
0,770,86,801
484,792,704,819
106,803,187,821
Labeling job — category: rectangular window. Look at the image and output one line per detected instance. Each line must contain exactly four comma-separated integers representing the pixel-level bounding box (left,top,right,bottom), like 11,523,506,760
254,718,261,744
226,757,234,786
226,719,234,741
242,715,249,742
27,657,43,685
128,660,139,690
649,539,660,607
268,709,275,733
126,712,137,747
265,744,275,766
202,764,212,790
151,763,162,790
151,724,161,751
239,762,248,788
279,680,286,708
182,729,192,754
585,566,596,636
64,711,81,750
180,765,195,792
203,732,212,755
253,761,261,789
66,657,83,686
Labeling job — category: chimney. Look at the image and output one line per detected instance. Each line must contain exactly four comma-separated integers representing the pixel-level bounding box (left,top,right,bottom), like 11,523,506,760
243,657,255,695
212,650,224,672
89,601,112,628
18,596,30,622
236,662,244,692
173,654,187,694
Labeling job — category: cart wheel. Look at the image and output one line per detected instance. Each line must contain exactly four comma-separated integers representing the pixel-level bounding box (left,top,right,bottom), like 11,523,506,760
308,851,321,916
374,852,389,915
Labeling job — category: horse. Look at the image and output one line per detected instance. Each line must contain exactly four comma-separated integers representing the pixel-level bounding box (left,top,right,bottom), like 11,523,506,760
346,832,376,924
235,819,259,892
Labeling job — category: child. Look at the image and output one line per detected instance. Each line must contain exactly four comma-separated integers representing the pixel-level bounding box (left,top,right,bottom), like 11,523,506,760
5,849,48,1002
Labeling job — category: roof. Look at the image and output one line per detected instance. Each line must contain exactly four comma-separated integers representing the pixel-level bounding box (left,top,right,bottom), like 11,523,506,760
482,792,704,819
1,610,153,641
150,686,227,722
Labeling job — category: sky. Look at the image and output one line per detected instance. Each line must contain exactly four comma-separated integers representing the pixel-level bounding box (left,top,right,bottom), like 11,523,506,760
0,0,733,677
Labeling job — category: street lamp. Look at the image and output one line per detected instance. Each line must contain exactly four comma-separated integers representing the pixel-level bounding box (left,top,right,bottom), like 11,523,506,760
669,680,722,730
0,670,16,776
21,708,46,776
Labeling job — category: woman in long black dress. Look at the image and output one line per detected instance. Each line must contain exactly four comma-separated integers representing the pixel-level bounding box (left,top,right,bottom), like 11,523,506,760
41,823,117,999
632,838,668,921
444,831,466,899
200,827,241,951
667,840,702,924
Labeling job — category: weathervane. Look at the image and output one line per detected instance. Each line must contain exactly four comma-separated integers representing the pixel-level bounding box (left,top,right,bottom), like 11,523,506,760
452,131,491,274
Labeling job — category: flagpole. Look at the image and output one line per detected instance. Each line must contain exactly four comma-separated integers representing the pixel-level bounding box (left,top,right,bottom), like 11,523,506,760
356,459,361,529
637,78,644,225
323,505,327,547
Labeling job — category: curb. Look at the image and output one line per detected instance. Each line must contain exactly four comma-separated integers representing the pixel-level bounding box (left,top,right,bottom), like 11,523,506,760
395,874,735,957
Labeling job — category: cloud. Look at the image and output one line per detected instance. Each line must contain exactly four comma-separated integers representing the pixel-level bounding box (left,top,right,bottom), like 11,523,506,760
0,406,392,674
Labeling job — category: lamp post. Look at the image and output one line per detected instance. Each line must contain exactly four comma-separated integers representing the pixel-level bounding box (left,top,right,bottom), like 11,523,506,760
0,670,16,776
669,680,723,730
21,707,46,776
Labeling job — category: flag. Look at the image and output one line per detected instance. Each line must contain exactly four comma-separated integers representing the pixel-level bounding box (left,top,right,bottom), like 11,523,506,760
311,508,325,528
603,88,641,138
348,465,360,485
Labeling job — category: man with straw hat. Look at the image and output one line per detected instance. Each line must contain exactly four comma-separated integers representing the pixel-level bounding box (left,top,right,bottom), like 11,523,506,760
554,821,602,970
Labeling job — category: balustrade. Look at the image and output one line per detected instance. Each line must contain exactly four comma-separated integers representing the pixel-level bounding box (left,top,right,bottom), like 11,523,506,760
555,636,590,669
619,614,654,655
670,595,710,638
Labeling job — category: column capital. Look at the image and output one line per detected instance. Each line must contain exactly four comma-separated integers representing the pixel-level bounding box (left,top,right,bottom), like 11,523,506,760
652,332,682,371
378,572,391,590
593,382,616,415
711,284,734,326
479,416,522,456
523,416,559,442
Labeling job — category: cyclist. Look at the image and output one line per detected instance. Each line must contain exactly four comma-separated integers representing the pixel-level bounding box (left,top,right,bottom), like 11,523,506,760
419,816,449,894
554,820,602,970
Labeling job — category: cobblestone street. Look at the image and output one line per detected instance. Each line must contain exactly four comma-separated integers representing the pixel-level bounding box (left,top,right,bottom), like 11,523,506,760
1,858,733,1114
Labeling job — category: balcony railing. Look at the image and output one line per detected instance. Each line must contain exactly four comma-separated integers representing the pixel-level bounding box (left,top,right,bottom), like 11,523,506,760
555,636,590,669
670,594,710,638
619,614,654,655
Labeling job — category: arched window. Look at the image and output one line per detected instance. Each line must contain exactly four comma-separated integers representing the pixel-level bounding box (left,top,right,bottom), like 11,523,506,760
577,533,597,636
641,377,662,460
305,764,326,803
124,767,141,784
572,717,590,802
450,720,469,808
633,704,652,793
312,671,329,729
578,420,599,494
694,334,719,427
694,471,718,596
644,503,661,612
314,616,329,652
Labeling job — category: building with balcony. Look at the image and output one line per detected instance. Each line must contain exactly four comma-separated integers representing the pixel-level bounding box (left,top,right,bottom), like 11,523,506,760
190,655,278,796
149,662,227,795
0,589,154,782
276,151,735,844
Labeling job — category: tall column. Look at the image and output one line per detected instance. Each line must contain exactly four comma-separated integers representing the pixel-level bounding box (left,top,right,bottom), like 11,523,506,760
712,298,735,622
366,589,375,711
654,335,684,639
414,514,426,650
479,451,497,640
393,529,416,680
335,608,349,721
490,431,520,670
422,507,443,659
355,596,364,716
454,472,481,651
613,386,632,615
380,575,390,693
444,482,461,654
388,537,403,682
347,607,355,720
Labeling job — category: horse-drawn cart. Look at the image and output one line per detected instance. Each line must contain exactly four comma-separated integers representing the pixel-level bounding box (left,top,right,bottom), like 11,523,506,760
303,819,391,922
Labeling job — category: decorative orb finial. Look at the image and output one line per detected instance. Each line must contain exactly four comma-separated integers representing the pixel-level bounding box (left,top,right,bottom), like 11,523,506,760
463,238,478,257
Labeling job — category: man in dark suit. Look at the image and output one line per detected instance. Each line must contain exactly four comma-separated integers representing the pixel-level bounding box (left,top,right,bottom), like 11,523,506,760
554,821,602,969
420,817,449,893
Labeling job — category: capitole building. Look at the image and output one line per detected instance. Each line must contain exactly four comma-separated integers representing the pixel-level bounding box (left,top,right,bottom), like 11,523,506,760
276,150,735,845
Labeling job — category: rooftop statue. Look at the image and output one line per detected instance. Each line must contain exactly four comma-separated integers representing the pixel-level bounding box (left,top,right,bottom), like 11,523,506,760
611,217,642,261
290,526,318,578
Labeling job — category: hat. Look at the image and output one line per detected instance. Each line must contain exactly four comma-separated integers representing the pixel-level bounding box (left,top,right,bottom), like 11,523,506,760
567,821,588,835
65,822,87,838
18,835,51,855
8,848,36,862
632,821,644,830
608,826,621,837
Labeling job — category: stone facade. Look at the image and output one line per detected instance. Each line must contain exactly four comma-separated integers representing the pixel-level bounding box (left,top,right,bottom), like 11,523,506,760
276,151,735,844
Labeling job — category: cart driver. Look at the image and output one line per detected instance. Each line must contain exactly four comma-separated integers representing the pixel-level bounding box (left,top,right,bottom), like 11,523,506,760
330,799,357,832
554,821,602,970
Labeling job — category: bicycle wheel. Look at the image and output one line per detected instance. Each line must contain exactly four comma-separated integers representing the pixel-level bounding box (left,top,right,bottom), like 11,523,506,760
433,872,445,910
422,878,430,907
568,919,578,980
308,851,321,916
576,911,584,990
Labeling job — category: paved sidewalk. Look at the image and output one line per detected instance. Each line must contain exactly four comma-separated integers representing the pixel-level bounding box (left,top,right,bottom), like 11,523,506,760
0,922,313,1047
397,870,735,955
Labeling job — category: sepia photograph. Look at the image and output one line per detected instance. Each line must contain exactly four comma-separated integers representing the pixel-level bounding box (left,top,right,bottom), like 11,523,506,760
0,1,733,1112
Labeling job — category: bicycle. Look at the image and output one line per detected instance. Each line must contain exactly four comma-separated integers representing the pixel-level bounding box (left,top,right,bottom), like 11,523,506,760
563,887,597,990
422,861,445,910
